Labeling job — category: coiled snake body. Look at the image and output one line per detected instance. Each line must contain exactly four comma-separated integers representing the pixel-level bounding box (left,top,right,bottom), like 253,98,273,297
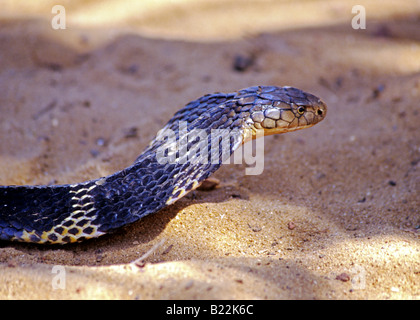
0,86,326,244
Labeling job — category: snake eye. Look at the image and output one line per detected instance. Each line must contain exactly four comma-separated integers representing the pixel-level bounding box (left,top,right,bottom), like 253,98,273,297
297,106,305,114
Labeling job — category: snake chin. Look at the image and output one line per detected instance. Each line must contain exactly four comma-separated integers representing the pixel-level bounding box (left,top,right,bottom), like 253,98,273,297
259,123,316,137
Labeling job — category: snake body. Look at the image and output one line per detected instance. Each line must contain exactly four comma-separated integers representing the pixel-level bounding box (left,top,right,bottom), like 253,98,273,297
0,86,326,244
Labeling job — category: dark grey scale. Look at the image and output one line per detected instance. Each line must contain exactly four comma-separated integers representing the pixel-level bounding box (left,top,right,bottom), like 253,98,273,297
124,196,139,209
75,196,94,207
139,196,155,207
278,93,293,104
258,93,278,101
76,219,90,227
70,188,88,199
237,104,253,113
254,99,272,105
22,217,36,232
222,118,234,128
140,174,153,187
240,86,259,93
249,103,263,112
39,219,55,234
122,190,133,200
0,219,8,229
30,234,41,242
112,208,131,224
148,184,162,196
237,95,256,106
199,117,215,130
260,86,277,93
54,226,65,234
48,233,58,242
0,227,16,240
284,86,307,98
83,226,95,235
73,211,86,219
153,169,165,180
61,236,71,243
205,112,223,126
231,118,244,128
67,228,79,235
85,209,97,218
62,220,74,227
157,173,170,186
273,101,292,109
184,180,198,193
290,97,311,105
188,116,207,129
9,219,23,231
212,114,229,128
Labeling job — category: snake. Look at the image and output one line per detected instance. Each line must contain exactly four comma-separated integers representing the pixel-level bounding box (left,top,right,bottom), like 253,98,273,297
0,86,326,244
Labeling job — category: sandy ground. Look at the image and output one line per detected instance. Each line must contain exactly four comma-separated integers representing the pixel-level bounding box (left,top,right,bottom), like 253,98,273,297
0,0,419,300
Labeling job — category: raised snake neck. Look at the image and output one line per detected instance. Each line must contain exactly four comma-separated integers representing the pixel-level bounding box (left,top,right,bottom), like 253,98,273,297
0,86,326,244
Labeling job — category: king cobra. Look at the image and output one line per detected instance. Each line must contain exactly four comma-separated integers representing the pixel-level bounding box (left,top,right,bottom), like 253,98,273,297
0,86,327,244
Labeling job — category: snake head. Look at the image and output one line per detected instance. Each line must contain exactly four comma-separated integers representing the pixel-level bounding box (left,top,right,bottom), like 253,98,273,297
238,86,327,140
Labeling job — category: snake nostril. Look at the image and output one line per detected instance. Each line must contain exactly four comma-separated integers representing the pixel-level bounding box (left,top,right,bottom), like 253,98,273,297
317,109,323,116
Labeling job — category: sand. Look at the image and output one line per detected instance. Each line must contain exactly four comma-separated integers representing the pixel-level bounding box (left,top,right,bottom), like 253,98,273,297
0,0,419,300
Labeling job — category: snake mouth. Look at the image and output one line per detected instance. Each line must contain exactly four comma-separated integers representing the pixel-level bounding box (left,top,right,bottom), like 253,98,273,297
244,123,316,142
262,123,316,136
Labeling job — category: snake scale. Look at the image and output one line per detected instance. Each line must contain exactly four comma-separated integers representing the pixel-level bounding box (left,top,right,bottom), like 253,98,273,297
0,86,326,244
